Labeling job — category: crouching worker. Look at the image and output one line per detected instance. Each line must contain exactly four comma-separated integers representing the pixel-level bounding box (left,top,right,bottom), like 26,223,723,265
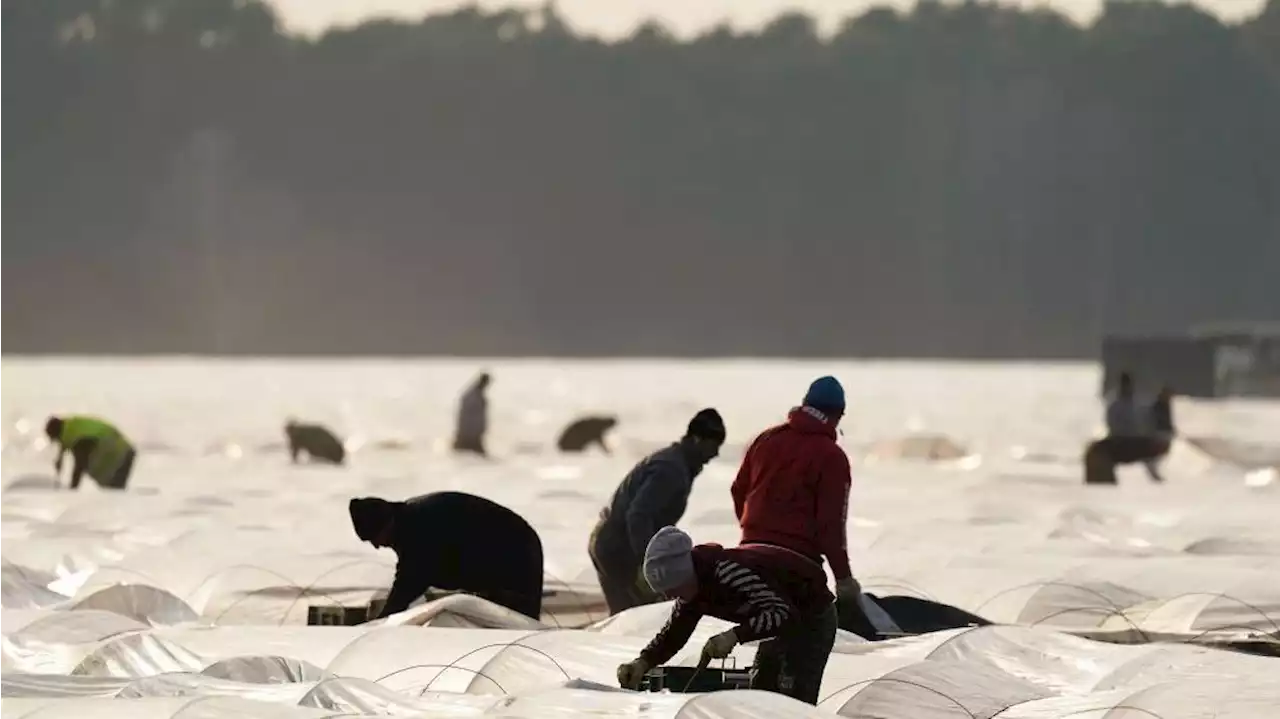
45,416,137,490
349,491,544,620
285,420,346,465
1083,373,1170,485
616,526,837,705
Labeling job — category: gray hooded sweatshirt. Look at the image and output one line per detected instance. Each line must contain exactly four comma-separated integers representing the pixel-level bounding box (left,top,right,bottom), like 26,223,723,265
590,442,703,573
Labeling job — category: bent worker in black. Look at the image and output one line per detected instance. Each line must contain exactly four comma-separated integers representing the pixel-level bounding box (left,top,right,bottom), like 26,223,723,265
285,420,346,465
349,491,545,621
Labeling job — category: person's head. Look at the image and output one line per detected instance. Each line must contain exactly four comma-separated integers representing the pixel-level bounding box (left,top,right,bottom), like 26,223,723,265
643,526,699,600
803,376,846,423
477,372,492,390
1158,384,1174,401
682,408,726,463
44,417,64,441
348,497,398,549
1118,372,1134,397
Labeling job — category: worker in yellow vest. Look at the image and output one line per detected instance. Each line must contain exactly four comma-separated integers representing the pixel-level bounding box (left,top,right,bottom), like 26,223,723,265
44,416,137,490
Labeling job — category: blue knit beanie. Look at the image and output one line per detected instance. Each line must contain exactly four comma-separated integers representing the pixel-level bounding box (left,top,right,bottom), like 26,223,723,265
803,376,846,413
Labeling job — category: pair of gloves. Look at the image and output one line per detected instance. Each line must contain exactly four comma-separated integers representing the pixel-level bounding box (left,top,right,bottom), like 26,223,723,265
616,629,740,689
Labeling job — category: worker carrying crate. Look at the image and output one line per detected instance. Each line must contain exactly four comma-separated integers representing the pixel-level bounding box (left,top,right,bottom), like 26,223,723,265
614,527,838,705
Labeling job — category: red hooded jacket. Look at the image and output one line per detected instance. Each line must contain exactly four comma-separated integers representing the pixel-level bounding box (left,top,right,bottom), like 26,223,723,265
731,406,853,581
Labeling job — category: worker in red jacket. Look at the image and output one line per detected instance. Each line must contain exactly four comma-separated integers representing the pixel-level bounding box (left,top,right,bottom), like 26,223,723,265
615,526,837,704
731,375,878,635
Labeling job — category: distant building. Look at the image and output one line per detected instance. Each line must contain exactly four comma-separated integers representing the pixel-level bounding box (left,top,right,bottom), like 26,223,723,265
1101,322,1280,399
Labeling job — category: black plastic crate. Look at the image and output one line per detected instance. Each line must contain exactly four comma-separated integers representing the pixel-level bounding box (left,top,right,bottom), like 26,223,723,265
307,590,390,626
306,605,370,626
640,665,753,693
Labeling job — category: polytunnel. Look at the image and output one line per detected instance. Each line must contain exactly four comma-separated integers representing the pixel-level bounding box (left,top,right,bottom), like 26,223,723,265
1086,591,1280,640
384,593,546,630
0,696,353,719
2,609,152,674
491,687,833,719
149,627,368,671
1093,676,1280,719
113,673,319,703
66,584,199,625
300,675,500,714
71,631,206,678
70,554,396,625
824,658,1051,719
2,562,67,609
921,625,1135,692
320,626,650,694
1,672,134,699
1092,641,1280,691
200,656,329,684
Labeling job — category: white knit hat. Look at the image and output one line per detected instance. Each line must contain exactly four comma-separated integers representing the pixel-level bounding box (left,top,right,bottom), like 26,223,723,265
643,526,695,594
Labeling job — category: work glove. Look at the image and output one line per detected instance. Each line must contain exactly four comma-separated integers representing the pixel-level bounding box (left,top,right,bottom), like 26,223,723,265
701,629,739,660
836,577,862,603
617,657,651,690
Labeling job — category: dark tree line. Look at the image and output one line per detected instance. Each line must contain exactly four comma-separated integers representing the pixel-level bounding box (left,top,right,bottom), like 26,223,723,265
4,0,1278,358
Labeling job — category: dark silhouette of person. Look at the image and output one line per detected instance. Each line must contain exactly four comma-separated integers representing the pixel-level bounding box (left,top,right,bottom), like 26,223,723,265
348,491,544,620
453,372,491,456
557,415,618,453
284,420,346,465
588,409,725,615
1084,373,1170,484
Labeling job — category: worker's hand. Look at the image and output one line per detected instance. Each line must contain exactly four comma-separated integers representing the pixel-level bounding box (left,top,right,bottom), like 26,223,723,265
836,577,862,603
616,657,651,690
701,629,739,660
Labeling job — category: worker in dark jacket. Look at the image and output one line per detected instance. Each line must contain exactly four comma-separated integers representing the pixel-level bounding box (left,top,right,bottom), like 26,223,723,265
1084,373,1171,484
557,415,618,453
348,491,544,620
453,372,491,456
616,526,838,705
588,409,725,615
285,420,346,465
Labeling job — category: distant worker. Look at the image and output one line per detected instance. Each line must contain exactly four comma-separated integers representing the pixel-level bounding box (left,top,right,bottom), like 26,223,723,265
285,420,346,465
1150,385,1176,442
615,527,837,705
45,415,137,490
1106,372,1145,438
349,491,544,620
731,376,885,639
453,372,491,456
1144,384,1176,481
588,409,726,615
557,415,618,453
1084,372,1170,484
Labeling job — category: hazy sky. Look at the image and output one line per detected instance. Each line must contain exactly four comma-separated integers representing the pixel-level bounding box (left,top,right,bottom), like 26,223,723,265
268,0,1267,39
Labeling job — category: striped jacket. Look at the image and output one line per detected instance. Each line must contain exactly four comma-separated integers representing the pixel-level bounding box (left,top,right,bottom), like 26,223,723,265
638,543,834,667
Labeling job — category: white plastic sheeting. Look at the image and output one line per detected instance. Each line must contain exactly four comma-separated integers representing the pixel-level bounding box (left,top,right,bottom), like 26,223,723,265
4,359,1279,718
